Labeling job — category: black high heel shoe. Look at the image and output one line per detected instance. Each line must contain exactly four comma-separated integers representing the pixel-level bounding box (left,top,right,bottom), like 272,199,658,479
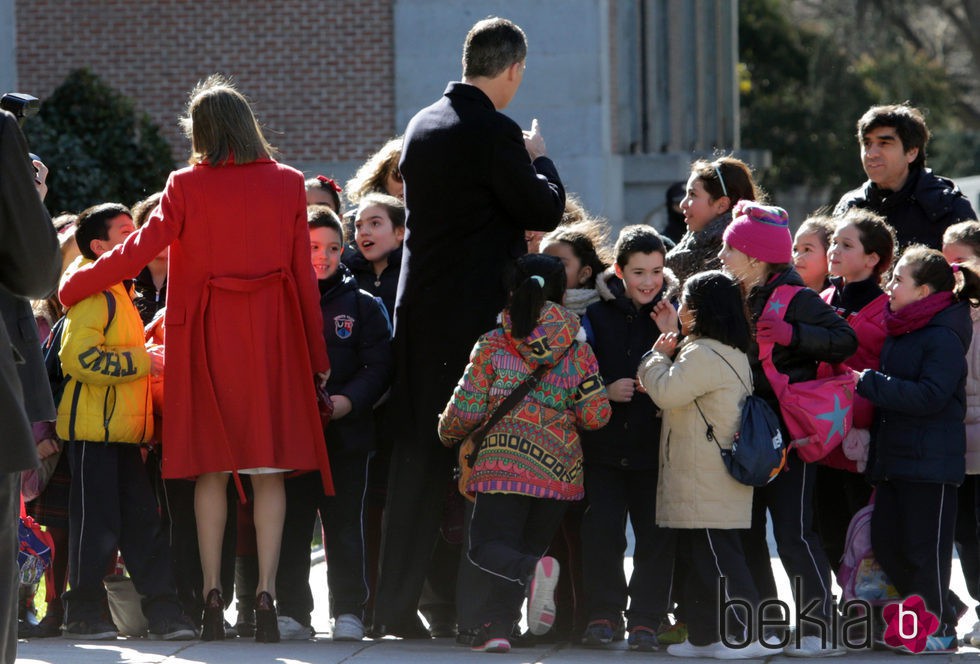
254,591,280,643
200,588,225,641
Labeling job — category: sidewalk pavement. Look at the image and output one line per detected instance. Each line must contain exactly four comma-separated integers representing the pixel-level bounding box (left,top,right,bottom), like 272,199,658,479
15,631,980,663
15,542,980,663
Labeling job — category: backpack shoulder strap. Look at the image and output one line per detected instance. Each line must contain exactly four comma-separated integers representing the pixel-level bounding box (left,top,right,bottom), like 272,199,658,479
762,284,803,322
757,284,804,394
102,290,116,334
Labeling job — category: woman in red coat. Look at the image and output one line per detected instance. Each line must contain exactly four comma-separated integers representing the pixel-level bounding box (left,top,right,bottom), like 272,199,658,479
58,75,331,643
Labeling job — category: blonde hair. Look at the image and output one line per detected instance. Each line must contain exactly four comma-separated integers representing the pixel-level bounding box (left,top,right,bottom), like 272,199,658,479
180,74,275,166
345,136,403,206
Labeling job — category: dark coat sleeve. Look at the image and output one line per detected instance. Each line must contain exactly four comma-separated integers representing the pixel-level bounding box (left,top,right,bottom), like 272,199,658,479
489,119,565,232
950,195,977,226
0,111,59,299
335,293,392,418
857,327,965,417
789,288,858,363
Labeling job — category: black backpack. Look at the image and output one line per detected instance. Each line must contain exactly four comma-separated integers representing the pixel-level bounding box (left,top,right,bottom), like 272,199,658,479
43,291,116,406
694,347,787,487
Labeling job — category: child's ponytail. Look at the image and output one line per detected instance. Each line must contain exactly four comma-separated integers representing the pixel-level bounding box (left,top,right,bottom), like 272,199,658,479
902,244,980,307
507,254,567,339
954,263,980,307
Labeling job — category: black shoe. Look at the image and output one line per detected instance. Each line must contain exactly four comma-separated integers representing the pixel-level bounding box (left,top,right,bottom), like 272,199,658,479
148,615,198,641
200,589,225,641
62,618,118,640
372,618,432,639
253,591,280,643
234,609,254,638
21,613,63,638
428,621,457,638
470,623,511,653
456,628,478,647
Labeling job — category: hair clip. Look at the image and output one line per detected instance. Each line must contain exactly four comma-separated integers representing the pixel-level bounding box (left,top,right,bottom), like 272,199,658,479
952,263,961,273
316,175,342,193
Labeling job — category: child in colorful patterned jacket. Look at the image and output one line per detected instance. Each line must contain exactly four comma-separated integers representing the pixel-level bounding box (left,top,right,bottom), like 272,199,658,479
438,253,610,654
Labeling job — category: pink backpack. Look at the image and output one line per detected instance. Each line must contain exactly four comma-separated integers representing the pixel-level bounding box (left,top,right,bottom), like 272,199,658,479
838,494,899,604
758,285,854,462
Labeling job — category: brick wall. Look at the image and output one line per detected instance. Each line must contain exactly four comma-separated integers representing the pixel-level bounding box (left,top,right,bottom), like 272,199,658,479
15,0,396,166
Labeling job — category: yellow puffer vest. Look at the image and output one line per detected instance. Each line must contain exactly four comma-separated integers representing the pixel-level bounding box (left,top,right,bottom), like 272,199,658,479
56,258,153,444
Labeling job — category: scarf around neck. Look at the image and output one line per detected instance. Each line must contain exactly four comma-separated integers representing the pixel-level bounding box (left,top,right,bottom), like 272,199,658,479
885,290,955,336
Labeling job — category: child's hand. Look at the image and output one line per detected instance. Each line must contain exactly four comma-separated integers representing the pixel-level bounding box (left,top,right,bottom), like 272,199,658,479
755,319,793,347
316,371,330,390
606,377,636,402
36,438,60,460
651,301,679,334
330,395,353,420
653,332,679,357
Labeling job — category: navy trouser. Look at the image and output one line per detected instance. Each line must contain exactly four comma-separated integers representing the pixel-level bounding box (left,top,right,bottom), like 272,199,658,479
277,451,370,624
64,441,182,625
468,492,567,627
146,447,236,622
743,451,835,634
580,464,674,630
872,479,958,637
954,475,980,619
814,465,872,582
680,528,759,646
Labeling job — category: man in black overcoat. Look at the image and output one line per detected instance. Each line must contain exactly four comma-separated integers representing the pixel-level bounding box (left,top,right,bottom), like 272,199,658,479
0,109,61,662
833,103,976,249
372,17,565,637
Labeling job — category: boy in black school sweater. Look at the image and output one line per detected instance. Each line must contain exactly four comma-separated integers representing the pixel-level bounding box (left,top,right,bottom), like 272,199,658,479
579,226,678,651
275,207,392,641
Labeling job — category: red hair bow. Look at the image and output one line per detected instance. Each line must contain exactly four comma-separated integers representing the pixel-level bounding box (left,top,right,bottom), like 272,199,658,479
316,175,342,193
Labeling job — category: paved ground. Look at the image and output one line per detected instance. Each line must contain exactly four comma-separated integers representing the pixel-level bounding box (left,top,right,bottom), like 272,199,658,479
15,531,980,663
14,630,980,663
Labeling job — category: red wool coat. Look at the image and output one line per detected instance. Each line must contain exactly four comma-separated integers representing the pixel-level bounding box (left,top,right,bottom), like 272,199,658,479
59,159,332,496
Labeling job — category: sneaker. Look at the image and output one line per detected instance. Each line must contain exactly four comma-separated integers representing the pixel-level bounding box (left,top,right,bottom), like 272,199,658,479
62,619,118,640
966,620,980,646
784,634,846,657
667,639,719,657
455,627,479,647
628,625,659,651
581,619,615,646
332,613,364,641
470,623,511,653
526,556,559,636
921,634,957,654
656,619,688,645
428,620,457,638
277,615,313,640
148,615,197,641
713,640,779,659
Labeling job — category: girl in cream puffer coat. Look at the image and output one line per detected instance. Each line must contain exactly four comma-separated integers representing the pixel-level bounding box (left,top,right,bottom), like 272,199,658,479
639,271,766,656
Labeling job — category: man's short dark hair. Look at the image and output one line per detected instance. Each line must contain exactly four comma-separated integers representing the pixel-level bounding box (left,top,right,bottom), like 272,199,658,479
857,103,930,170
462,17,527,78
75,203,130,260
614,225,666,267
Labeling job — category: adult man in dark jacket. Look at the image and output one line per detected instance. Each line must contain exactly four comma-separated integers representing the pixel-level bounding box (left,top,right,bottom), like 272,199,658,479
0,109,60,662
373,17,565,638
833,103,976,249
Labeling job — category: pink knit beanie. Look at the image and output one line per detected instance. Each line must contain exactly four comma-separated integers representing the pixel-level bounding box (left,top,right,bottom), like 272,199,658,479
722,200,792,264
